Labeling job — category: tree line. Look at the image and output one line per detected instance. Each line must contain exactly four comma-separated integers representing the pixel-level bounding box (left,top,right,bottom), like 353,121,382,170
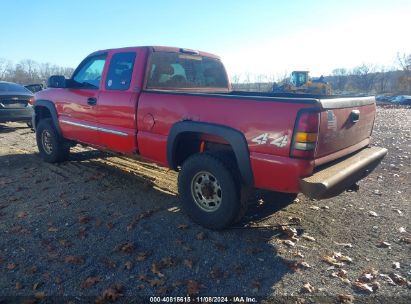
0,58,74,85
232,53,411,95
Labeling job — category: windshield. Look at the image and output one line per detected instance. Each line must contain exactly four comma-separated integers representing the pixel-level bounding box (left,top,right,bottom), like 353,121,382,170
146,52,229,90
0,82,32,94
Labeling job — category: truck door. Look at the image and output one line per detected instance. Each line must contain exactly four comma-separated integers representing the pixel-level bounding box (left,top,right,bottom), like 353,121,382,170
58,54,106,146
95,51,139,153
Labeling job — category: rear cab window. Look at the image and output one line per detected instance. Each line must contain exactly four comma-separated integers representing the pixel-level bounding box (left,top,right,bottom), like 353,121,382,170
146,51,229,92
106,52,136,90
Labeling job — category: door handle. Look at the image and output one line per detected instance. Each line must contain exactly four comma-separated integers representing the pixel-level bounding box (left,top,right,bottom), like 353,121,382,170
87,97,97,105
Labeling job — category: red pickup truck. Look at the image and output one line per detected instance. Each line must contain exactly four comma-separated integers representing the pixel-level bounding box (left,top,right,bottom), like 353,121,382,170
32,46,387,229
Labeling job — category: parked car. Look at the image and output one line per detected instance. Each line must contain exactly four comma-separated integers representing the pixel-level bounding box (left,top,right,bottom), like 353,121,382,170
32,46,387,229
0,81,34,126
391,95,411,105
24,83,44,93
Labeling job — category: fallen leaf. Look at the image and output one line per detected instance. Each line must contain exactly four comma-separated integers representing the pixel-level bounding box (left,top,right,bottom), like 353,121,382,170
279,225,298,240
32,282,41,290
398,227,406,233
78,215,91,224
78,227,87,239
186,280,204,295
302,234,316,242
34,292,46,300
183,259,193,269
137,274,149,282
135,251,151,262
392,262,400,269
81,276,102,289
64,255,84,264
322,254,344,267
15,281,22,289
48,226,58,232
196,232,206,240
309,206,320,210
299,261,311,269
149,279,165,287
114,242,135,254
288,216,302,224
100,284,123,302
352,281,374,293
390,273,407,285
334,241,353,248
209,267,224,279
17,211,27,218
337,294,354,303
377,241,392,248
379,273,396,286
151,263,164,277
359,268,378,282
399,236,411,244
124,261,133,270
251,280,260,292
368,211,378,217
160,257,176,268
372,281,381,291
340,277,351,285
7,263,17,270
301,282,315,293
283,240,295,247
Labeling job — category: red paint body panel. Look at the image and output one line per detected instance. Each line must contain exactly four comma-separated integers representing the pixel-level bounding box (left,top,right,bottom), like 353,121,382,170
34,46,379,194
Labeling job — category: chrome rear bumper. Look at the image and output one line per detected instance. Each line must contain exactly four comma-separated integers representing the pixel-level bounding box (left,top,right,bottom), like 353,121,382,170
300,147,388,199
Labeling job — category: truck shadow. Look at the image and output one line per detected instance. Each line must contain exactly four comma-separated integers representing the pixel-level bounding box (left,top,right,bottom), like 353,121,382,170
0,123,30,133
0,151,297,298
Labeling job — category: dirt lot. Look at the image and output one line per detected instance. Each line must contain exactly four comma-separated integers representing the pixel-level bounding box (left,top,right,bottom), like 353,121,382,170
0,106,410,303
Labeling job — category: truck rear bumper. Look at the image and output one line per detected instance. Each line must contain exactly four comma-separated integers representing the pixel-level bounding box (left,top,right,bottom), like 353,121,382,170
299,146,387,199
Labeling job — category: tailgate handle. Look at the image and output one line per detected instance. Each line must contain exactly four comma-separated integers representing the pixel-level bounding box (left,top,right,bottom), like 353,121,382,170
350,110,360,123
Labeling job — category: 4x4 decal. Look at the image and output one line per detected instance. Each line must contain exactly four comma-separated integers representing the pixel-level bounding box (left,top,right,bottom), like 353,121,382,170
251,133,288,148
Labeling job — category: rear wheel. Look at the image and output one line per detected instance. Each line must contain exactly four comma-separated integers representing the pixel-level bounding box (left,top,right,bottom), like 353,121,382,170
178,152,247,230
36,118,69,163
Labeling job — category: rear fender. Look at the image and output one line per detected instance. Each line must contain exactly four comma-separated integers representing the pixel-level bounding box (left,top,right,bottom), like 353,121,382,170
167,121,254,186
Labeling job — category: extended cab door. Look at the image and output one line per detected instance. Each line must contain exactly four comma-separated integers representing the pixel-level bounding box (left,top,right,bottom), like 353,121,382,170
95,51,139,153
58,54,107,146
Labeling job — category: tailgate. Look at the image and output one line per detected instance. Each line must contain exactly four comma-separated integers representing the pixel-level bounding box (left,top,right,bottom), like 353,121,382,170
315,97,376,160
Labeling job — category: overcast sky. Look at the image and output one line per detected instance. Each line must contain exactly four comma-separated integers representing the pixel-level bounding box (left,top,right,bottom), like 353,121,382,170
1,0,410,80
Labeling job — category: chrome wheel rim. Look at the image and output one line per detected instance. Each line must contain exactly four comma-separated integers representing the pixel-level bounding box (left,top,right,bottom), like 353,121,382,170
41,130,53,154
191,171,222,212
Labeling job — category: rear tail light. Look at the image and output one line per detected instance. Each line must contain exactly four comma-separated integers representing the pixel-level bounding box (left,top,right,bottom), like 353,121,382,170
28,97,34,105
291,110,320,159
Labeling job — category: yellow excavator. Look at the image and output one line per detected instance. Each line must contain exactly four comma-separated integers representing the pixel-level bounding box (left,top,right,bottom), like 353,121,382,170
273,71,332,95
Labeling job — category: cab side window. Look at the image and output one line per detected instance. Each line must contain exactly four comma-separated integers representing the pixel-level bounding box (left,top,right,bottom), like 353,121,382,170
73,55,106,89
106,52,136,91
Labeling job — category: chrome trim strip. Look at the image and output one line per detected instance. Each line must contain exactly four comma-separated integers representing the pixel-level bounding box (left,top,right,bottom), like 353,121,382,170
60,119,128,136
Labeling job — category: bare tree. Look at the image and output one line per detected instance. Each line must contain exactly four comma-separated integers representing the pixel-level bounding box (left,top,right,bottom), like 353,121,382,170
351,64,377,94
331,68,348,92
0,58,74,85
396,53,411,93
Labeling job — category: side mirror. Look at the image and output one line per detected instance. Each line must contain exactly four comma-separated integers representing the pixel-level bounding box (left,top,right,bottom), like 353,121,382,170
48,75,66,88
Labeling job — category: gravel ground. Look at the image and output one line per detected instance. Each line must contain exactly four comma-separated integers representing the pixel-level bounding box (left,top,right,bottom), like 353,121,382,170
0,105,410,303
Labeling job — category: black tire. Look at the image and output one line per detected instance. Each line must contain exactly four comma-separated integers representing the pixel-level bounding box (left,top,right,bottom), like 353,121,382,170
178,152,247,230
36,118,69,163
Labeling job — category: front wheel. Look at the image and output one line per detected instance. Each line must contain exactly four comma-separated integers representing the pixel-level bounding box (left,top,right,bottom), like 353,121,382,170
178,153,246,230
36,118,69,163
